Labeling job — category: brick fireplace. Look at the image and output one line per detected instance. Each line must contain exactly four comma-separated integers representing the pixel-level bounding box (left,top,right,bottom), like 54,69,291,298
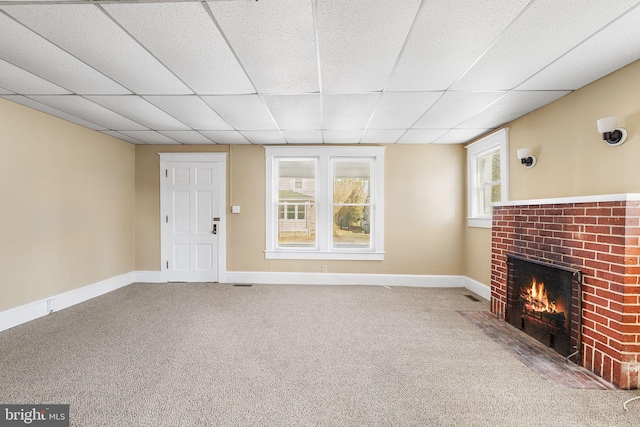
490,194,640,389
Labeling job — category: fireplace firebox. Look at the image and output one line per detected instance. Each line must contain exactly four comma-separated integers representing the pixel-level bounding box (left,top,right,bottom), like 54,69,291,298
506,255,581,358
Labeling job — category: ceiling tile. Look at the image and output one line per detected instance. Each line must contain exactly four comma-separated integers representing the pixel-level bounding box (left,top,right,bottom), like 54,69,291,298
397,129,448,144
200,130,250,144
262,94,321,130
413,91,506,129
323,130,364,144
101,130,146,145
317,0,422,92
368,92,441,129
117,130,178,144
323,93,380,130
143,96,232,131
3,4,191,95
104,2,254,95
0,59,71,94
360,129,405,144
452,0,640,90
387,0,530,91
0,12,129,94
29,95,148,130
519,4,640,90
433,129,492,145
209,0,318,93
86,96,190,130
2,95,107,130
282,130,323,144
240,131,286,145
158,131,214,144
459,91,570,129
202,95,278,130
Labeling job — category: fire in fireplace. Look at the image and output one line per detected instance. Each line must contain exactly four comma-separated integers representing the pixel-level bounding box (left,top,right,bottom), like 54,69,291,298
506,255,581,358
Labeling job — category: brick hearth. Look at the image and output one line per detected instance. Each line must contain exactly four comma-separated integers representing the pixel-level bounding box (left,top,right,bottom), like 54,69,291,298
490,194,640,389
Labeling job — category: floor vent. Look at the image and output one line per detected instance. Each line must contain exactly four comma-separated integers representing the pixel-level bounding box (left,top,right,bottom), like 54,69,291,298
464,294,480,302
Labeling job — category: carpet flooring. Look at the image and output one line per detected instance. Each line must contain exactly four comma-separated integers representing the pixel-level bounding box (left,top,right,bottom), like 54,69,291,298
0,283,639,426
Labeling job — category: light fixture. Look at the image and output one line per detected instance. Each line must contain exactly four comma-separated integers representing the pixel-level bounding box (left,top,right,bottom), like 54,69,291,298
517,148,536,168
597,116,627,146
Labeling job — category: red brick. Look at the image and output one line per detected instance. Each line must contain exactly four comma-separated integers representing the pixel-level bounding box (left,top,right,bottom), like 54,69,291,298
625,305,640,314
595,323,625,343
595,343,622,364
584,242,610,253
587,208,613,216
595,288,624,302
598,217,627,226
585,225,612,234
609,321,640,334
597,235,625,245
622,285,640,294
575,216,598,225
564,208,586,216
596,272,626,285
544,208,562,216
595,306,625,323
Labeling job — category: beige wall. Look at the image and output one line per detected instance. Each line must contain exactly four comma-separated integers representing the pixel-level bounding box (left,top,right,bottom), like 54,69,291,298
464,59,640,286
135,143,466,276
0,98,135,312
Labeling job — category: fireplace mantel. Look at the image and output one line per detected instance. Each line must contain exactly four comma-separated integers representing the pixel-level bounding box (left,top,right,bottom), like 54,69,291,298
494,193,640,208
490,194,640,389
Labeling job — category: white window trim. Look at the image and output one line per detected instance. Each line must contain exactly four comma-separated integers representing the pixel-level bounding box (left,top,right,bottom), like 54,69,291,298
466,128,509,228
265,146,385,260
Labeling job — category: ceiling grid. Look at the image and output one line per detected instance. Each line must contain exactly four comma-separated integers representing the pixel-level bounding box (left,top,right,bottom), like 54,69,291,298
0,0,639,145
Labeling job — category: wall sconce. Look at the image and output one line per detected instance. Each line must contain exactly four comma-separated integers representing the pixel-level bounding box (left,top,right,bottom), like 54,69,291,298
597,116,627,146
517,148,536,168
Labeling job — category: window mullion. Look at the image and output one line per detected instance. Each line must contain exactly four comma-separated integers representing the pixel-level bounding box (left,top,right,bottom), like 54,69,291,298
317,154,330,253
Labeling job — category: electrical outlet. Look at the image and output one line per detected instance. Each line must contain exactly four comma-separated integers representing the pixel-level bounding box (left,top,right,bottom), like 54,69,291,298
322,265,328,273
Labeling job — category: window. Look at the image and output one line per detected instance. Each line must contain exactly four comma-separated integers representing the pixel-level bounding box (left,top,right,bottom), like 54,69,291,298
265,146,385,260
466,128,509,228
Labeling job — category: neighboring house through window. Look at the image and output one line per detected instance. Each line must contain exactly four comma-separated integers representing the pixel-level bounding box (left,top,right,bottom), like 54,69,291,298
265,146,385,260
466,128,509,228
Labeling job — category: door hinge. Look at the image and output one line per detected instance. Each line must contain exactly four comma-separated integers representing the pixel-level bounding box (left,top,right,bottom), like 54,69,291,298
165,169,168,178
166,215,168,223
166,261,169,269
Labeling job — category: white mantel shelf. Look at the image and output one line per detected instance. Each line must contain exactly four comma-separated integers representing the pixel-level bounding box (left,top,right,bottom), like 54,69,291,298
494,193,640,208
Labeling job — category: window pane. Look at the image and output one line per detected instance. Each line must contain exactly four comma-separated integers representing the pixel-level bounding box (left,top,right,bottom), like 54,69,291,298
332,159,371,248
478,149,500,185
277,159,316,247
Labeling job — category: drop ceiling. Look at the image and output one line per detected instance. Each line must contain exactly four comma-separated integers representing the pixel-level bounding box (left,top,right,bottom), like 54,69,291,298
1,0,640,145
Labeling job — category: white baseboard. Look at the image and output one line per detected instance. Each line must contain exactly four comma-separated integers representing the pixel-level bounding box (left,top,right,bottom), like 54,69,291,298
135,270,164,283
0,271,491,333
464,276,491,301
0,272,135,333
225,271,466,288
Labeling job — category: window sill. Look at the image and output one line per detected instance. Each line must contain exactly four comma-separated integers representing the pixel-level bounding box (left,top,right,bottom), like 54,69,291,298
265,250,384,261
467,217,492,229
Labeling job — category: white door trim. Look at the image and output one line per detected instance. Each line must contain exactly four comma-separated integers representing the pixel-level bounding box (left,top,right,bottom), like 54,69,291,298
159,153,227,283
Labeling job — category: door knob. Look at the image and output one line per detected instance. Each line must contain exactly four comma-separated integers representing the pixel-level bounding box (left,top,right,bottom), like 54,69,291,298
212,224,217,234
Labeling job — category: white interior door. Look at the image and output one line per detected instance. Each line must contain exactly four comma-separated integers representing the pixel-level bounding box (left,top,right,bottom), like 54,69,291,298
160,153,226,282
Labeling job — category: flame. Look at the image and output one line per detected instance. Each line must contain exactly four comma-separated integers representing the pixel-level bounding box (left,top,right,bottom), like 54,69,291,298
521,278,558,313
